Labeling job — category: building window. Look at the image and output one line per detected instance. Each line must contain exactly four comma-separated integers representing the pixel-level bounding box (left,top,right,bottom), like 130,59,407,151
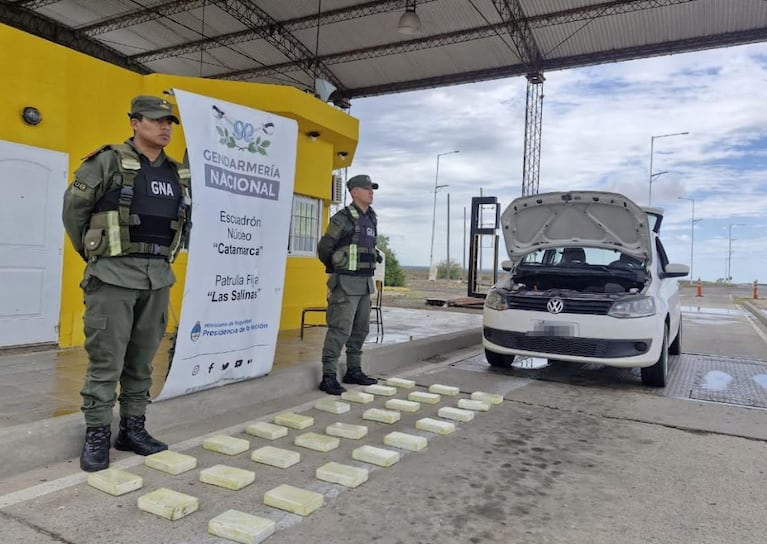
289,195,322,256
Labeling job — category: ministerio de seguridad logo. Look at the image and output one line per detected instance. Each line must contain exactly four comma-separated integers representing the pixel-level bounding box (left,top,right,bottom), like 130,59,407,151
190,321,202,342
212,105,274,155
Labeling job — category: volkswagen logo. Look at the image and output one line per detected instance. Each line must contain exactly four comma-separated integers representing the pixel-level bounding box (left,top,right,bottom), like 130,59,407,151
547,297,564,314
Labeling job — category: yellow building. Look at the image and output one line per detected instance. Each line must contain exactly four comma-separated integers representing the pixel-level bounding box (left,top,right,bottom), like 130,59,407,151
0,23,357,348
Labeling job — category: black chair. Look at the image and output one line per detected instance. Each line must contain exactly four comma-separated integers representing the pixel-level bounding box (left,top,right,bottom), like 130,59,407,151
609,252,642,270
300,306,327,340
561,247,586,264
370,280,384,342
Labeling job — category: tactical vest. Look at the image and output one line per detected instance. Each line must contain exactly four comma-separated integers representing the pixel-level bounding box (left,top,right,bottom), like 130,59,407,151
84,144,191,263
332,205,377,276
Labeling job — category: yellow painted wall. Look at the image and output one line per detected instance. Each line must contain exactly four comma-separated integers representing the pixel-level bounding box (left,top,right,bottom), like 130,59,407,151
0,24,357,347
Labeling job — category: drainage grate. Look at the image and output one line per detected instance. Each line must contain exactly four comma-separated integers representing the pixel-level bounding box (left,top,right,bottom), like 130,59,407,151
659,354,767,408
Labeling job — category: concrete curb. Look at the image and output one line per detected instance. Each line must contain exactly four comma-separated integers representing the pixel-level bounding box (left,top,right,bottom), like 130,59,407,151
739,299,767,329
0,328,481,480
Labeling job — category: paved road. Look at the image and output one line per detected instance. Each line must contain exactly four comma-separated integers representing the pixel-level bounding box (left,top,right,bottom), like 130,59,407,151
1,286,766,544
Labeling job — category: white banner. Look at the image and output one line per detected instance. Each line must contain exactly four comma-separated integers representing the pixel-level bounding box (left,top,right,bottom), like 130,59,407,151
157,89,297,400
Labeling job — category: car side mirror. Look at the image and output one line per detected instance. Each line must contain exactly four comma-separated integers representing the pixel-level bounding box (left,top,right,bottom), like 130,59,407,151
663,263,689,278
501,260,513,272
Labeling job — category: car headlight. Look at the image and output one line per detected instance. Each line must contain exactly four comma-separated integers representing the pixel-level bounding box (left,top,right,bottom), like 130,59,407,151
485,289,509,311
608,296,656,318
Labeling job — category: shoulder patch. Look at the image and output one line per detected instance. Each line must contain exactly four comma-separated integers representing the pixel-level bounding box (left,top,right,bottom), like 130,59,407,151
326,222,343,239
72,179,88,192
82,144,112,161
331,210,353,227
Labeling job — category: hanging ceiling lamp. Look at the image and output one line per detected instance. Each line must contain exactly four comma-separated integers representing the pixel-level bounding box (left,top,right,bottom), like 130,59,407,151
397,0,421,35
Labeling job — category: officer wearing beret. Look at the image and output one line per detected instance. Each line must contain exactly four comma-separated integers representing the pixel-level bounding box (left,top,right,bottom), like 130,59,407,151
316,174,382,394
62,95,192,471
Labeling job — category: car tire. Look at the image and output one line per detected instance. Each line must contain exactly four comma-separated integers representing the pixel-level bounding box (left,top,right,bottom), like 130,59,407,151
668,317,682,355
485,348,514,368
641,325,668,387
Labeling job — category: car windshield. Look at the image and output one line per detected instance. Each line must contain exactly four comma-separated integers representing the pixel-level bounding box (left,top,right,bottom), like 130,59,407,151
522,247,642,268
507,246,647,294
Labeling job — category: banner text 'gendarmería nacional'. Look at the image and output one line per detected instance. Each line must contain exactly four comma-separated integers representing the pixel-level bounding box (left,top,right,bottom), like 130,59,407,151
203,149,281,200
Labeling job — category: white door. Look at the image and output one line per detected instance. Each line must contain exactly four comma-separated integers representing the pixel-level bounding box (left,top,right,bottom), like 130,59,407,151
0,140,68,348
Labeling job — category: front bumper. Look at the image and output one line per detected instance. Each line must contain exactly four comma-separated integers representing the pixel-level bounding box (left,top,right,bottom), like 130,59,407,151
484,327,652,359
482,308,662,367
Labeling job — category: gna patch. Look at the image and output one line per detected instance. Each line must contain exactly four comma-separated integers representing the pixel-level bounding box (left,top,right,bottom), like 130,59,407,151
72,180,88,192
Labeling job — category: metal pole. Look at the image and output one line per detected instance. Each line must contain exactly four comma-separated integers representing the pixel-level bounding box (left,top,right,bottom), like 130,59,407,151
648,136,655,206
649,131,689,206
478,187,483,287
429,150,458,280
462,206,466,282
678,196,695,282
428,155,441,277
690,199,695,281
728,224,733,281
727,223,744,282
446,193,451,280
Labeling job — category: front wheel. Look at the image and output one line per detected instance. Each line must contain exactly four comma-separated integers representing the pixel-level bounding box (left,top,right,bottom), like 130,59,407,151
668,317,682,355
641,325,668,387
485,349,514,368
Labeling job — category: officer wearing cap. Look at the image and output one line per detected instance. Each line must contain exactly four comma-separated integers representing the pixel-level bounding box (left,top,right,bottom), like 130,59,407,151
62,95,191,471
316,174,382,394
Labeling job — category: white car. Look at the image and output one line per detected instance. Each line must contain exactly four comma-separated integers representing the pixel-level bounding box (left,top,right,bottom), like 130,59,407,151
483,191,688,387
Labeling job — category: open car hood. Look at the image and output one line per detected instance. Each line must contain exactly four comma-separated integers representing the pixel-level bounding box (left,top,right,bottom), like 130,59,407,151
501,191,652,264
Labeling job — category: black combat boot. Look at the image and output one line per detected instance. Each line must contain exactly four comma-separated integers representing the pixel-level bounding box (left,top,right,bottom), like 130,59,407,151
80,425,111,472
342,368,378,385
319,375,346,395
114,415,168,456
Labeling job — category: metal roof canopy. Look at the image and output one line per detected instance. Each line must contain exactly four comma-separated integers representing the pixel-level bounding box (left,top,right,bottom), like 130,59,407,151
2,0,767,107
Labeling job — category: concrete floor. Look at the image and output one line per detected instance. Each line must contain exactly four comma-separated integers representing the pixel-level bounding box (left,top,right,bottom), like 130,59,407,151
3,318,767,544
0,307,482,429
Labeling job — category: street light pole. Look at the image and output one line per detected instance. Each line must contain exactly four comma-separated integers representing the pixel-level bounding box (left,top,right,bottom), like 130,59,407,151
648,131,689,205
727,223,745,282
462,206,466,282
429,150,459,280
446,193,451,280
678,196,696,281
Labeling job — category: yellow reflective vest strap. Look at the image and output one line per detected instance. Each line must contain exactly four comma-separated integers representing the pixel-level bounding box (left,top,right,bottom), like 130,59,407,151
346,206,360,270
347,244,359,271
112,144,141,254
106,211,122,256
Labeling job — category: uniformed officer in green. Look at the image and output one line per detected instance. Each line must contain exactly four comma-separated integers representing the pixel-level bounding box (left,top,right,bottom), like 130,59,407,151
316,174,382,395
62,95,191,472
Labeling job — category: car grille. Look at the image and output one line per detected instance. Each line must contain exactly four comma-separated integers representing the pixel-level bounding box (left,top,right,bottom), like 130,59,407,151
507,295,612,315
484,328,651,358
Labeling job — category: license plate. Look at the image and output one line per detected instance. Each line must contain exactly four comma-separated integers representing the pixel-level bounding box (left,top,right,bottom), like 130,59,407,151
529,320,576,337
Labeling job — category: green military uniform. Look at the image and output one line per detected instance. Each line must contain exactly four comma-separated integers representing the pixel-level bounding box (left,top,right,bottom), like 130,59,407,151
64,95,190,472
62,139,187,426
317,174,381,391
318,250,376,376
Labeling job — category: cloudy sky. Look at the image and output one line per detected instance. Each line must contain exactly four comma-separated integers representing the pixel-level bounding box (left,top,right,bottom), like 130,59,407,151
343,41,767,284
